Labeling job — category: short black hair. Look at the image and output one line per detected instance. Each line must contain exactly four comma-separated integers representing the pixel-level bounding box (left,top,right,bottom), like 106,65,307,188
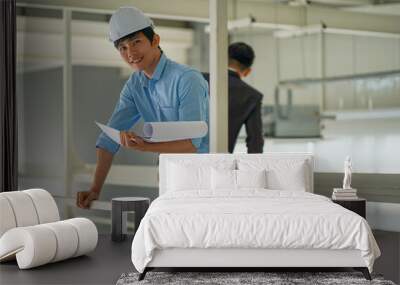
228,42,255,70
114,26,155,49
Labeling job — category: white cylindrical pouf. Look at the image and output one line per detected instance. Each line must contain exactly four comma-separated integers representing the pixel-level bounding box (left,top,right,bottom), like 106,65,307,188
64,218,98,257
1,192,39,227
0,196,17,237
42,221,79,262
24,189,60,223
0,226,57,269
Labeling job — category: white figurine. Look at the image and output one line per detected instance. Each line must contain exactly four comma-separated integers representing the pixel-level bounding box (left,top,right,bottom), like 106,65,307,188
343,156,352,189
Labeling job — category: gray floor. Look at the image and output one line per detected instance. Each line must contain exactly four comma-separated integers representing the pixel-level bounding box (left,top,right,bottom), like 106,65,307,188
1,231,399,285
0,235,134,285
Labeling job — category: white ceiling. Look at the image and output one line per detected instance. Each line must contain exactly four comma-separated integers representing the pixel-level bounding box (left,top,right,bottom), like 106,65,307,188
344,2,400,16
266,0,400,16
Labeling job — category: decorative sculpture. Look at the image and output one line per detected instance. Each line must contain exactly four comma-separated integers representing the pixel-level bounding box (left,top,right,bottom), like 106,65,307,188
343,156,352,189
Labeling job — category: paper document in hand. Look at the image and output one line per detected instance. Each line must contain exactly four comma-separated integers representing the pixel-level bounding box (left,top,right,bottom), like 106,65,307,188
96,121,207,143
95,122,121,144
142,121,208,142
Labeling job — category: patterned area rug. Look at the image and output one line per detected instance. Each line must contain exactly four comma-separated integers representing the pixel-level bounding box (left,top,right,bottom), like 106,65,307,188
116,271,396,285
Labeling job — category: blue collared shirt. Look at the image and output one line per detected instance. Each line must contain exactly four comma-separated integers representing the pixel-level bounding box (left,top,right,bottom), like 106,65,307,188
96,53,209,154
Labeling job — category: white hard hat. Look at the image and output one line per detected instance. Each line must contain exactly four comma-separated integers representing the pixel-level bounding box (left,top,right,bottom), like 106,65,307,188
109,7,154,43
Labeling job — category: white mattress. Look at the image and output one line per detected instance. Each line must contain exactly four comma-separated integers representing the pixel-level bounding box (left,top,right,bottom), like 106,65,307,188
131,190,380,273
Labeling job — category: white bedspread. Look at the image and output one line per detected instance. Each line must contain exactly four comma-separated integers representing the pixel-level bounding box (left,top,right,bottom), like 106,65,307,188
131,190,380,273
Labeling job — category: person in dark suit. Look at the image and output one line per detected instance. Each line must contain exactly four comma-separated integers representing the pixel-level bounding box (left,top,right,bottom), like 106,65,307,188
203,42,264,153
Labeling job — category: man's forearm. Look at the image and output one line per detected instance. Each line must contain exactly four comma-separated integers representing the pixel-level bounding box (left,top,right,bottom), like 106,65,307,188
145,139,197,153
91,148,114,194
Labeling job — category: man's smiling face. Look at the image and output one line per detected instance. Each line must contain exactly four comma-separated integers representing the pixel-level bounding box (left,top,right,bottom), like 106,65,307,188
117,32,159,71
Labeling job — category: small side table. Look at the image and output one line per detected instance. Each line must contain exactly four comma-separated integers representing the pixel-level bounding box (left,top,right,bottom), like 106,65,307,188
111,197,150,242
332,198,366,218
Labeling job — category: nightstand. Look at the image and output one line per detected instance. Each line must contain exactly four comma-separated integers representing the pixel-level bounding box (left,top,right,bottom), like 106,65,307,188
332,198,366,218
111,197,150,242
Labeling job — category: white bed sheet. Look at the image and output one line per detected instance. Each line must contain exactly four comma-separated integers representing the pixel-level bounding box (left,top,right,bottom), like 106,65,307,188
131,190,380,273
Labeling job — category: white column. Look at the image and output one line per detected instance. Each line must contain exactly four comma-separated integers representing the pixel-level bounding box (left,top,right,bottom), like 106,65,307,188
320,30,326,111
209,0,228,153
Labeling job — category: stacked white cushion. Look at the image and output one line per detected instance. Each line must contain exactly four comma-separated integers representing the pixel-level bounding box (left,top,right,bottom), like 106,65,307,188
24,189,60,223
1,191,40,227
237,158,311,191
211,168,237,190
42,221,79,262
0,189,98,269
211,169,267,190
159,153,314,195
0,226,57,268
166,158,236,192
0,218,97,269
237,169,267,189
0,196,17,237
64,218,98,257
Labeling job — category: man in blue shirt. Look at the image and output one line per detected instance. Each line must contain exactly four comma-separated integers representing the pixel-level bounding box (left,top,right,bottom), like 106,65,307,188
77,7,209,208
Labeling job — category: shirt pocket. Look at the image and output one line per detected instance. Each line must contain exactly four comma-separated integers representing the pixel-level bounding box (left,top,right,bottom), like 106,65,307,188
159,106,178,121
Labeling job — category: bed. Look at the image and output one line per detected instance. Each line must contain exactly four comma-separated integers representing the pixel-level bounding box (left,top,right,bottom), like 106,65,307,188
131,153,380,280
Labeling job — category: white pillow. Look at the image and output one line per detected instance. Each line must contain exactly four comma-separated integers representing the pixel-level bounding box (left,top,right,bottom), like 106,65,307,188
267,162,307,191
211,168,267,190
237,169,267,189
237,158,309,191
211,168,236,190
167,160,235,191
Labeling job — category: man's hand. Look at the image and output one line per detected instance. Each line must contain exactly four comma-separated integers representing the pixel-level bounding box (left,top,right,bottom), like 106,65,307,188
77,191,99,209
120,131,150,151
120,131,197,153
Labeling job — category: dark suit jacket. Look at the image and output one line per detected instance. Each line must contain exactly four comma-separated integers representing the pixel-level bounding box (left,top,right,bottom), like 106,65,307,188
203,70,264,153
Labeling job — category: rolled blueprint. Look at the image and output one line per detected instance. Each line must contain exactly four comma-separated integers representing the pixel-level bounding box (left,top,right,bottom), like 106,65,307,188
96,121,208,143
142,121,208,142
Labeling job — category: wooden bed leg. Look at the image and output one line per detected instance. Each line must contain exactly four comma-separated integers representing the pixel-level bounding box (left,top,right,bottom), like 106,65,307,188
138,268,148,281
354,267,371,280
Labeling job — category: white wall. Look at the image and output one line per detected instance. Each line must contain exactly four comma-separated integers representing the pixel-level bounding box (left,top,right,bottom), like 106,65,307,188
17,16,194,74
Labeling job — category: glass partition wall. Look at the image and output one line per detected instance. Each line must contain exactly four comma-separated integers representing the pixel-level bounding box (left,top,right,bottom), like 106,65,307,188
231,22,400,175
17,2,400,225
16,4,196,231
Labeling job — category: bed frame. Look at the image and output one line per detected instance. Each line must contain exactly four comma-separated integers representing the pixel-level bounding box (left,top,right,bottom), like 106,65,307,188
138,153,371,281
